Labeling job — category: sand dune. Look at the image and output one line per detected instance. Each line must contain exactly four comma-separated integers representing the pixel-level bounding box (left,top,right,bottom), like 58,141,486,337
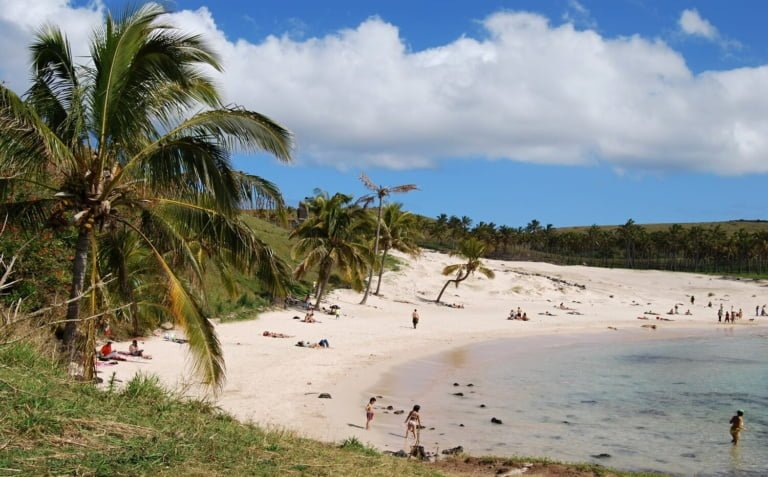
105,249,767,449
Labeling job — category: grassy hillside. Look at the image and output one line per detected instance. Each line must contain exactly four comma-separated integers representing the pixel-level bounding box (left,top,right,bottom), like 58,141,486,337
0,343,661,477
557,219,768,234
202,216,316,321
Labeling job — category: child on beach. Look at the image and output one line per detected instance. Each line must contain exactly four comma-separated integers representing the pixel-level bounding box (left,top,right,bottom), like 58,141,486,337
730,410,745,444
404,405,422,444
365,397,376,430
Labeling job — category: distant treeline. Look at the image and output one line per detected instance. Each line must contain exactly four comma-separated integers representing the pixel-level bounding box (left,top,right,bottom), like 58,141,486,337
415,215,768,276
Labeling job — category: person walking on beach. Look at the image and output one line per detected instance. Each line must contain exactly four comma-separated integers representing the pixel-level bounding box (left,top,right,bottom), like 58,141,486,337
404,405,422,443
718,307,723,322
730,410,745,444
412,309,419,329
365,397,376,430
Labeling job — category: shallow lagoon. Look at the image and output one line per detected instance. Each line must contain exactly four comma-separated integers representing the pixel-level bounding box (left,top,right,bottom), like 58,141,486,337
373,327,768,476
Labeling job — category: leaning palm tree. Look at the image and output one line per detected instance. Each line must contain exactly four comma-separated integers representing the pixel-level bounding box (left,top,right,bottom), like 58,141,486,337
290,192,370,306
0,4,293,389
436,238,495,303
357,173,417,304
373,203,420,296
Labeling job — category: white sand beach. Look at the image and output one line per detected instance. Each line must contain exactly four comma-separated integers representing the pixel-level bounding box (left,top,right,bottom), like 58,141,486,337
104,250,767,451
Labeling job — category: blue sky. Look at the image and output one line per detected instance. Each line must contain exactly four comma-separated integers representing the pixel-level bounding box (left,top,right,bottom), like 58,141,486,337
3,1,768,227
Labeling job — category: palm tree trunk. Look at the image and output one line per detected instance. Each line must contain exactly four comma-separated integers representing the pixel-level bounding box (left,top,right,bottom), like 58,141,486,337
360,197,383,304
374,247,390,295
63,228,90,348
435,270,469,303
436,279,453,303
314,259,332,306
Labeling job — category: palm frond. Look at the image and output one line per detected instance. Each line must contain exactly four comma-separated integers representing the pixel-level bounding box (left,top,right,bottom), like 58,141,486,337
0,84,75,175
118,217,224,390
441,264,463,276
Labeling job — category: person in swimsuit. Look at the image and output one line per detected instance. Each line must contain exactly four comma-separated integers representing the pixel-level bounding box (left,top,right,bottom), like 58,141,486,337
412,309,419,329
730,410,745,444
404,405,421,443
365,397,376,430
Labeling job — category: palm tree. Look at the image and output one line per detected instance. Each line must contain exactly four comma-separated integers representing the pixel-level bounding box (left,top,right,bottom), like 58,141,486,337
0,4,293,388
373,203,420,295
436,238,495,303
290,192,370,306
357,173,417,304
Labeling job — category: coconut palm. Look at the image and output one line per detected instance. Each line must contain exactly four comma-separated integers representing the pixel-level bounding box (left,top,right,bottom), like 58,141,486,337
290,192,370,306
373,203,420,296
436,238,495,303
0,4,293,388
357,173,416,304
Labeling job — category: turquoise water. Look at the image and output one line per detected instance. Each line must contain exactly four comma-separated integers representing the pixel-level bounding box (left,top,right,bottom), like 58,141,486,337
374,327,768,476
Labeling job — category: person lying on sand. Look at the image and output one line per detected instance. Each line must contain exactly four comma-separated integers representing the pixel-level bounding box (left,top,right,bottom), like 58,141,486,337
637,316,650,320
656,317,674,321
295,339,330,348
538,311,556,316
263,331,293,338
641,324,657,329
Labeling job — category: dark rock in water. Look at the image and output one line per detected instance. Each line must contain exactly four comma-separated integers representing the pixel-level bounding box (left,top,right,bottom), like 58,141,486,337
480,404,486,408
491,417,503,424
386,405,394,410
453,382,460,386
467,383,474,387
681,453,696,458
441,446,464,455
581,400,598,404
591,453,611,459
459,424,465,427
453,392,464,397
318,393,332,399
393,410,404,415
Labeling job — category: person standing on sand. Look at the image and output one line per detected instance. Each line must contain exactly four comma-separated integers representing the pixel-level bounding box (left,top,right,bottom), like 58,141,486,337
365,397,376,430
404,405,421,443
730,410,745,444
412,309,419,329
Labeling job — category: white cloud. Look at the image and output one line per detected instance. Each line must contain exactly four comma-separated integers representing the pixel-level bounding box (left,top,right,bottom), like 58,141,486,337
679,9,717,39
562,0,597,30
1,2,767,175
0,0,103,91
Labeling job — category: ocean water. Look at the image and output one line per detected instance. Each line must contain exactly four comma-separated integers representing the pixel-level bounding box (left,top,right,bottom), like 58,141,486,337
372,327,768,476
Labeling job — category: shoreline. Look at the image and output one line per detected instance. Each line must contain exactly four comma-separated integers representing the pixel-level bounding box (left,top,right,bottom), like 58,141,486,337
103,250,768,462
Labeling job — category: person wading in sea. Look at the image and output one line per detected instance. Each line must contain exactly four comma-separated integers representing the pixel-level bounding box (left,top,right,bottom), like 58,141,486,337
730,410,745,444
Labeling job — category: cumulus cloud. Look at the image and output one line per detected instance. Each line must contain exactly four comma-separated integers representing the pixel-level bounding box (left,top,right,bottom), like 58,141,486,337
1,2,767,175
679,9,718,39
0,0,104,91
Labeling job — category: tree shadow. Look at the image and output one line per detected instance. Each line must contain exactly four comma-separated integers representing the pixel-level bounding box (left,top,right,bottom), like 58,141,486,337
347,423,365,429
